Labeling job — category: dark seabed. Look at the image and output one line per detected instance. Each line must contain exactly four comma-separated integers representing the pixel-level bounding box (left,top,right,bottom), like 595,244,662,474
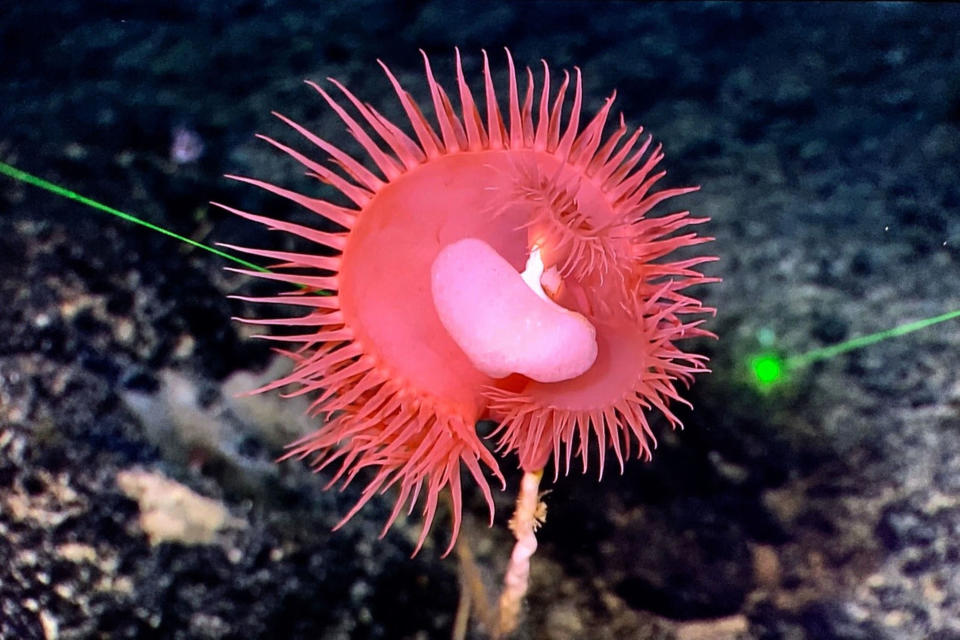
2,2,960,639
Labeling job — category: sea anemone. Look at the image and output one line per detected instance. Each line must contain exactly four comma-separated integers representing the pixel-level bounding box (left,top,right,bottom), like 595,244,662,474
217,49,715,555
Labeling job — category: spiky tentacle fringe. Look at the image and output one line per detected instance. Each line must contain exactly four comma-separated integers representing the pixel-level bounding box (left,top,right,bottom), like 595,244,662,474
484,327,711,479
225,48,713,550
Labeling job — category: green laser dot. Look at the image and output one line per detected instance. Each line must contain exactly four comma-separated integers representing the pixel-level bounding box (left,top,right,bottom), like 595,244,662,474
750,354,783,385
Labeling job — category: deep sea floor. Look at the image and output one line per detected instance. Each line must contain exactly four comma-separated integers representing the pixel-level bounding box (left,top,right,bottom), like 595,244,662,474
2,2,960,639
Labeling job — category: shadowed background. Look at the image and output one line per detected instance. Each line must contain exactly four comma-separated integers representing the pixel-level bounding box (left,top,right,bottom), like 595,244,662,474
2,2,960,639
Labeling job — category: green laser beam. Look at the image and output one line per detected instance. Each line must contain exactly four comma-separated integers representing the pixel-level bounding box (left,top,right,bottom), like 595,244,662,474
748,307,960,391
785,308,960,369
0,160,269,274
5,161,957,372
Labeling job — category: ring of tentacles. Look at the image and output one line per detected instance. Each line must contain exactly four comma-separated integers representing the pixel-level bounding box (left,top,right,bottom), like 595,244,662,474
216,49,716,554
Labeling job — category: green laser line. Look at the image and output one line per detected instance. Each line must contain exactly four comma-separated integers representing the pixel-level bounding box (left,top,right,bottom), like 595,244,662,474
5,161,957,368
0,160,269,274
785,307,960,369
749,306,960,391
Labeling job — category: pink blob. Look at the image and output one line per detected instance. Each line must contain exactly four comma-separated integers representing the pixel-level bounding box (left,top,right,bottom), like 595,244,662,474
431,238,598,383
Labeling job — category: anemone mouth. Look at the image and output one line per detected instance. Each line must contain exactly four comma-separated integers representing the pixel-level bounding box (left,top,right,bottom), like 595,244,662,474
220,48,714,552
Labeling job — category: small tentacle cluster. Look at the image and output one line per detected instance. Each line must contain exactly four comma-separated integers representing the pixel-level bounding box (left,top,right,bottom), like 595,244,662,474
220,49,716,553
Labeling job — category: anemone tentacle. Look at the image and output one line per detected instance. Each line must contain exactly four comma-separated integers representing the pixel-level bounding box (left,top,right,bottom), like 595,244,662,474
279,370,504,556
483,301,714,476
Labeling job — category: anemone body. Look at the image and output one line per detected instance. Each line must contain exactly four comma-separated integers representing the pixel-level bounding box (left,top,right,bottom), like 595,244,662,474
220,50,716,553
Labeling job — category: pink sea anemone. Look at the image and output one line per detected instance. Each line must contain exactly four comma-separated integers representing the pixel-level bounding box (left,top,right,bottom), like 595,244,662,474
217,49,715,554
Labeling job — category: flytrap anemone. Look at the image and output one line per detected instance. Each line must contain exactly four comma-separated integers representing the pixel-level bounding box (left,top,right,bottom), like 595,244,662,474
218,49,716,556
